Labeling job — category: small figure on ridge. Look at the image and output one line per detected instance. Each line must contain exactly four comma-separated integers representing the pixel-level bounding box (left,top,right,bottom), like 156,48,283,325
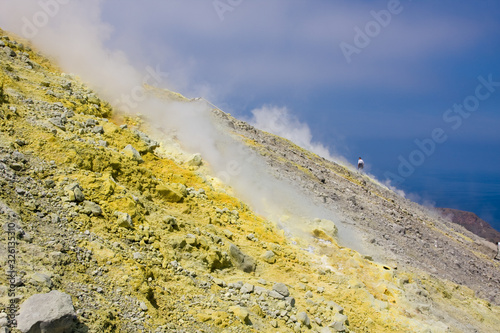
357,157,364,171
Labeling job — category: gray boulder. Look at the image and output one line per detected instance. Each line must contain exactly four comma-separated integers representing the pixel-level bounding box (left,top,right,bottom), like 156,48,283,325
228,244,256,273
297,311,311,328
16,290,77,333
272,282,290,297
81,201,102,216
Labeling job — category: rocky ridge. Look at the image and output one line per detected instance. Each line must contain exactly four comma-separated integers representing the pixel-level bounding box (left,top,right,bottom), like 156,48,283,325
0,29,499,333
436,208,500,244
212,109,500,304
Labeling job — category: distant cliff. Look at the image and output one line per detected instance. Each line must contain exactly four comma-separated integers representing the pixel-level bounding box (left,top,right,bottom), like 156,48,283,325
437,208,500,244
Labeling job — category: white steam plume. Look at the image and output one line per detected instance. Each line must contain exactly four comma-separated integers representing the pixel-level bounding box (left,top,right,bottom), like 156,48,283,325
0,1,364,251
246,105,352,166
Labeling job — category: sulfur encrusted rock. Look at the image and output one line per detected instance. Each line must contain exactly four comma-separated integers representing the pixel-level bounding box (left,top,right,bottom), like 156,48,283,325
122,144,143,163
156,184,185,203
115,211,133,229
187,153,202,167
261,250,276,263
64,183,85,202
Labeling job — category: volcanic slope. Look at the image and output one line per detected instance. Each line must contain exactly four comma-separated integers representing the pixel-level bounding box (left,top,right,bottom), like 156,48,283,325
1,29,500,333
213,109,500,302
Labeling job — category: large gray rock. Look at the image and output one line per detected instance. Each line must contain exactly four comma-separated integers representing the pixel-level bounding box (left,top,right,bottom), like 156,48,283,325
16,290,77,333
272,282,290,297
228,244,256,273
297,311,311,328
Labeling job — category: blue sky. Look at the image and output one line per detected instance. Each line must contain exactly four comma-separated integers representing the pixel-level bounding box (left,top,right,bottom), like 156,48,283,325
1,1,499,231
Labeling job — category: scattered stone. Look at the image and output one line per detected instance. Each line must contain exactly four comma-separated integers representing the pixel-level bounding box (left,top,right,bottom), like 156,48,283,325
49,117,66,131
230,306,250,325
254,286,268,295
139,302,148,312
156,184,184,203
297,311,311,328
64,183,85,202
285,296,296,307
187,153,202,167
326,301,344,314
268,290,285,300
15,139,27,146
329,321,347,332
332,313,348,323
228,281,243,290
85,119,97,127
162,216,178,229
10,163,23,171
116,211,133,229
81,201,102,216
29,272,52,287
261,250,276,264
3,46,16,57
92,125,104,134
45,179,56,188
213,278,226,287
258,279,267,285
222,229,233,240
16,290,77,333
122,144,143,163
228,244,256,273
132,129,159,152
240,283,254,294
273,283,290,297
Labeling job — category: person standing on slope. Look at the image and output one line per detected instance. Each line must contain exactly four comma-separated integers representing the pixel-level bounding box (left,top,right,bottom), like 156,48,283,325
495,241,500,260
357,157,364,171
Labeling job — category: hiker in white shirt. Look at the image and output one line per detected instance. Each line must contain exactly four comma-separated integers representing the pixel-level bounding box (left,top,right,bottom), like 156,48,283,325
357,157,364,171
